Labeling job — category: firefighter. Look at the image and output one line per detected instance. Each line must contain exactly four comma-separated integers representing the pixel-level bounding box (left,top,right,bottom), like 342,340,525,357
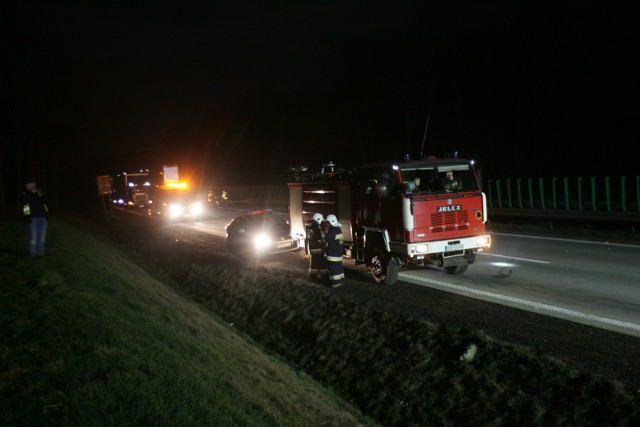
306,213,328,283
324,214,345,288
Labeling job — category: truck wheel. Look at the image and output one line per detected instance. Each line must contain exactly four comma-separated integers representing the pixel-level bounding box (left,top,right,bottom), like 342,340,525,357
371,247,399,285
445,264,468,274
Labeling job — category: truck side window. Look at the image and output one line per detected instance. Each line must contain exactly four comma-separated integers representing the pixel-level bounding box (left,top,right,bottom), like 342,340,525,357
380,171,395,197
364,179,377,195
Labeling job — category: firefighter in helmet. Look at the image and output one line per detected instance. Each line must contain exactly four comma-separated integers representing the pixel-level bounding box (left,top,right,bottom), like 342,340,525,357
306,213,328,283
324,214,345,288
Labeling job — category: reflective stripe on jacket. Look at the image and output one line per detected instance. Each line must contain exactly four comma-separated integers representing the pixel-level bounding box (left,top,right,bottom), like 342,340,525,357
324,226,343,258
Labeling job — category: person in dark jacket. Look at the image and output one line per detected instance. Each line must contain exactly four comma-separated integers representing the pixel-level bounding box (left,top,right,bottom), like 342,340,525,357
306,213,328,283
442,171,460,192
323,214,344,288
21,181,49,257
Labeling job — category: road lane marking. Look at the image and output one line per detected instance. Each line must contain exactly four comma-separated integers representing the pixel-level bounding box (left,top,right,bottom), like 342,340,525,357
491,232,640,248
399,271,640,336
179,224,225,237
479,252,550,264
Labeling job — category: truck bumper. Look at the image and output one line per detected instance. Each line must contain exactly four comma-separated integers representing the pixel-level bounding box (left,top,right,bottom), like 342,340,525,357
390,234,491,258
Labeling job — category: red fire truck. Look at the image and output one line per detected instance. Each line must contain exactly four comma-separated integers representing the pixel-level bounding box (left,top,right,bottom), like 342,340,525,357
288,158,491,285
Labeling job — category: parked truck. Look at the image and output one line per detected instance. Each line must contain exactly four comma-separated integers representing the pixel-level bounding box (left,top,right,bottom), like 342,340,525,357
150,164,206,219
111,170,154,208
288,157,491,285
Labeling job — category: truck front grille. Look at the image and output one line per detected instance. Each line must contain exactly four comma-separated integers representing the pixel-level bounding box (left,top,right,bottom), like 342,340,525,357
133,193,149,204
430,210,469,233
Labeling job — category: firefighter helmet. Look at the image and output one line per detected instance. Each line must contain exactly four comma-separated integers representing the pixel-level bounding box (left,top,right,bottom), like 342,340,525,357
312,213,323,224
326,214,341,227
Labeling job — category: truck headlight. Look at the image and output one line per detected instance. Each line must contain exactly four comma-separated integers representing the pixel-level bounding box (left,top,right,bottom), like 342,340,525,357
410,244,429,254
415,244,429,253
476,235,491,247
169,204,182,217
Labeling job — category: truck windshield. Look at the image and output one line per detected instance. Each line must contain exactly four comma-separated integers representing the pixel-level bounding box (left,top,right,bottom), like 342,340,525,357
400,166,478,194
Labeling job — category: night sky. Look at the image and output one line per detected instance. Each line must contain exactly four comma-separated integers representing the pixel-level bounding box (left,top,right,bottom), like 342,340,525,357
3,1,639,202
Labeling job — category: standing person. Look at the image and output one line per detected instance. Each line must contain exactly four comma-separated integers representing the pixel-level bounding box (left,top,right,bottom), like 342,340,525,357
306,213,328,283
324,214,345,288
21,180,49,257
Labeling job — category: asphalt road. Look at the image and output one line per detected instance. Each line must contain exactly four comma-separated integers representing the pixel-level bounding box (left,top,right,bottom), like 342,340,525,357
399,233,640,337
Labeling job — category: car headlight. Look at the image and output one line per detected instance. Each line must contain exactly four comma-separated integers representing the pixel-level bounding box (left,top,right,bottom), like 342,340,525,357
254,234,272,249
191,202,204,216
169,204,183,217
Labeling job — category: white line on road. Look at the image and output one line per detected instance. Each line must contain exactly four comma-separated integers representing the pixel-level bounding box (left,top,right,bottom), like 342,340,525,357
178,223,225,237
399,271,640,335
479,252,550,264
491,232,640,248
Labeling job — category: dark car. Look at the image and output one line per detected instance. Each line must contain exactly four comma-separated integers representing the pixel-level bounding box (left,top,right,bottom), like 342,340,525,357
225,209,298,254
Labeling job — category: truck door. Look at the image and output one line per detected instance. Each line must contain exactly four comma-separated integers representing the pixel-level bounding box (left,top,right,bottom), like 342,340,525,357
356,169,403,241
377,171,403,241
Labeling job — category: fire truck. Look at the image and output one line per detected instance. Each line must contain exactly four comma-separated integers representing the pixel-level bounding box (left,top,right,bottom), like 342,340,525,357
288,157,491,285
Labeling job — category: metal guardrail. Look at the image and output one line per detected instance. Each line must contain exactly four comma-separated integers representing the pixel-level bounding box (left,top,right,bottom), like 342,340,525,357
486,176,640,212
486,176,640,225
209,185,289,202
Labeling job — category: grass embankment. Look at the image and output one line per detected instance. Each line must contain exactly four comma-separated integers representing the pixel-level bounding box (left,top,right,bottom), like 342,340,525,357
99,213,640,427
0,216,372,426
